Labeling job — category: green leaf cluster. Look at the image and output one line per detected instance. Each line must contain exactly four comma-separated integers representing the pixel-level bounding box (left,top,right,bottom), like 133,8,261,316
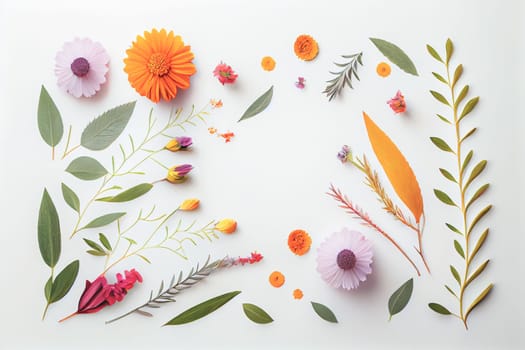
323,52,363,102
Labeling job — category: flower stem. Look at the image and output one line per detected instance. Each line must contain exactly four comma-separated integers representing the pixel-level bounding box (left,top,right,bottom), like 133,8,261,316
42,302,50,320
58,311,78,323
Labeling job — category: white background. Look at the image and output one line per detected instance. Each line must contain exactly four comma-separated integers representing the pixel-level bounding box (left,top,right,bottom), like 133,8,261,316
0,0,523,349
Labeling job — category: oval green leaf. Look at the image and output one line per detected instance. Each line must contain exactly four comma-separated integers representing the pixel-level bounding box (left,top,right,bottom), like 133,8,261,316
311,301,338,323
434,189,457,207
445,38,454,63
465,284,493,322
164,291,241,325
446,223,463,235
238,86,273,122
38,85,63,147
466,183,489,211
467,205,492,236
87,249,107,256
369,38,418,76
242,303,274,324
38,189,61,268
430,90,450,106
430,137,454,153
452,64,463,88
44,277,53,302
450,265,461,285
465,260,489,287
469,229,489,262
428,302,451,315
61,183,80,213
454,85,469,108
432,72,448,84
99,233,112,251
83,238,105,253
82,212,126,230
454,240,465,259
464,160,487,190
50,260,79,303
81,101,136,150
439,168,457,183
461,150,474,176
96,183,153,203
459,97,479,121
66,156,108,181
426,44,443,63
388,278,413,320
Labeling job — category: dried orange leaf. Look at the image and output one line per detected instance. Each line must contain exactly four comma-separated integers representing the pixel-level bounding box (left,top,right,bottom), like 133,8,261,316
363,112,424,222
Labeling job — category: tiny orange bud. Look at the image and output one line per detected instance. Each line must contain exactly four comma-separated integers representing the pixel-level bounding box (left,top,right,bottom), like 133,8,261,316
215,218,237,234
180,198,200,211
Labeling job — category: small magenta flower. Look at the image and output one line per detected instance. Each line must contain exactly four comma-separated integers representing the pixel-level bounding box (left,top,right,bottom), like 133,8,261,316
295,77,306,89
213,62,238,85
387,90,406,114
337,145,352,163
166,164,193,184
165,136,193,152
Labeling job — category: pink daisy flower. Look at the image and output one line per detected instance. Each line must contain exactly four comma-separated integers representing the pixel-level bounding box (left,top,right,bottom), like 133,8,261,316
213,62,238,85
55,38,110,98
316,228,373,290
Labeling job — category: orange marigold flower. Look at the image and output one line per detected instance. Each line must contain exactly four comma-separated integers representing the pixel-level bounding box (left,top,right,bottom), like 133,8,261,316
376,62,391,77
293,288,303,299
294,34,319,61
269,271,285,288
261,56,276,71
123,29,196,103
288,229,312,256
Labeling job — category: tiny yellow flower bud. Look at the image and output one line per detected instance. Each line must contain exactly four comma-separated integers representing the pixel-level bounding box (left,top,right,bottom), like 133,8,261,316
215,218,237,234
180,198,200,211
165,139,181,152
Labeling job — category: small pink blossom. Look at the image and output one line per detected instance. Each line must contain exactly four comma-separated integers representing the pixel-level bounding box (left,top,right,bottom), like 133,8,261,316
387,90,406,114
213,62,238,85
295,77,306,89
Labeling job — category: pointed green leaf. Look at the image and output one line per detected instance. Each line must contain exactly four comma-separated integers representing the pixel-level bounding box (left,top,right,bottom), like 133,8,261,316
445,38,454,63
87,249,107,256
430,90,450,106
454,240,465,259
464,160,487,190
238,86,273,122
37,85,63,147
436,114,451,124
83,238,105,253
466,260,490,287
138,254,151,264
388,278,413,320
61,183,80,213
432,72,448,84
445,285,457,298
242,303,274,324
428,303,451,315
466,184,490,211
446,223,463,235
467,205,492,237
49,260,79,303
44,277,53,302
164,291,241,325
460,128,477,144
430,137,455,153
434,189,457,207
465,284,493,321
450,265,461,285
99,233,112,251
426,44,444,63
452,64,463,88
439,168,457,183
65,156,108,181
461,150,474,177
469,229,489,263
459,97,479,121
369,38,418,76
81,101,136,150
454,85,469,109
124,237,137,245
311,301,338,323
38,189,61,268
82,212,126,230
96,183,153,203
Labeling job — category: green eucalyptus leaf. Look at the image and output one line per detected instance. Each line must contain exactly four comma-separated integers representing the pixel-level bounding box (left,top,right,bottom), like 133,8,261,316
426,44,443,63
465,260,490,287
49,260,79,302
459,97,479,121
434,189,457,207
37,85,63,147
428,303,451,315
61,183,80,213
311,301,338,323
470,229,489,262
464,160,487,190
446,223,463,235
82,212,126,230
369,38,418,76
81,101,136,150
242,303,274,324
439,168,457,183
450,265,461,285
66,156,108,181
238,86,273,122
388,278,413,320
454,240,465,259
99,233,112,251
96,183,153,203
430,137,454,153
83,238,105,252
38,189,61,268
445,38,454,63
466,184,490,211
44,277,53,302
430,90,450,106
467,205,492,237
164,291,241,325
465,284,493,321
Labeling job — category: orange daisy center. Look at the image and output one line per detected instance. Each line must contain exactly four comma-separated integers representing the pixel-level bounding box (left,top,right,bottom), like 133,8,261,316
148,52,170,77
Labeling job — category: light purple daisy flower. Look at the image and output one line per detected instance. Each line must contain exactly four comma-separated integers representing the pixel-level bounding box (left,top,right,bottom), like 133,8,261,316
316,228,373,290
55,38,109,98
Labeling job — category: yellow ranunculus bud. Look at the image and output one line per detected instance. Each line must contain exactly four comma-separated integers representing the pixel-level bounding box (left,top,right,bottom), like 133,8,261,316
215,218,237,234
180,198,200,211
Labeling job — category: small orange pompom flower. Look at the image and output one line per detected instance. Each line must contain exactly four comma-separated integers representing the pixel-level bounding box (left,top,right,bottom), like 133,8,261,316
124,29,196,103
376,62,391,77
293,289,303,299
288,229,312,256
269,271,285,288
294,34,319,61
261,56,276,71
179,198,199,211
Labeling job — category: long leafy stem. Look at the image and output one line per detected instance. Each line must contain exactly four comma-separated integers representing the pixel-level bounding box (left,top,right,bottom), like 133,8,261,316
323,52,363,101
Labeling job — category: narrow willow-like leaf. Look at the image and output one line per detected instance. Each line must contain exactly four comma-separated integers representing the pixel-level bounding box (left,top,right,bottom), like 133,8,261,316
429,303,451,315
450,265,461,285
434,189,457,207
465,284,493,321
436,114,451,124
83,238,105,253
454,240,465,259
164,291,241,325
432,72,448,84
446,223,463,235
61,183,80,213
427,44,444,63
82,212,126,230
445,38,454,64
467,205,492,237
242,303,274,324
38,189,61,268
459,97,479,121
461,128,477,144
311,301,338,323
49,260,79,303
430,90,450,106
461,150,474,177
445,285,458,298
469,229,489,263
66,156,108,181
455,85,469,108
369,38,418,75
388,278,413,320
464,160,487,190
439,168,457,183
238,86,273,122
81,101,136,150
44,277,53,301
99,233,112,251
87,249,106,256
466,184,490,211
37,85,63,147
431,137,455,153
465,260,489,287
138,255,151,264
96,183,153,203
452,64,463,88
